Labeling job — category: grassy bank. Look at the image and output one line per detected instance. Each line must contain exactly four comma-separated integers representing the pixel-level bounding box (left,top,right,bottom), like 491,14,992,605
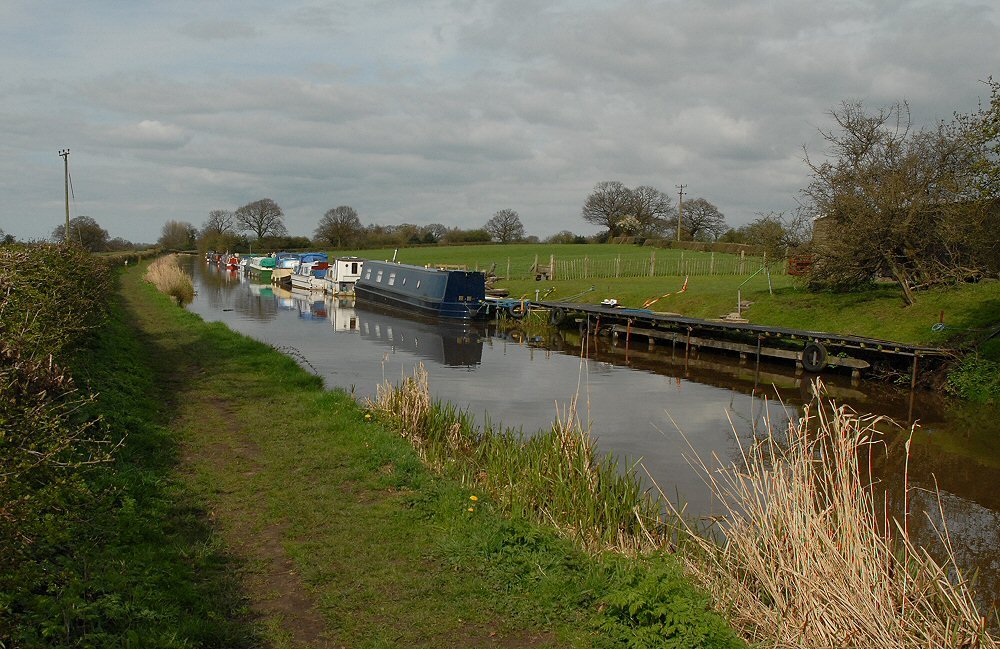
12,255,735,647
123,259,743,647
329,243,999,351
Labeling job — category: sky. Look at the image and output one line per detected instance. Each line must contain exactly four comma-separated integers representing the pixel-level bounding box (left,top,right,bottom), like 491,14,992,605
1,0,998,244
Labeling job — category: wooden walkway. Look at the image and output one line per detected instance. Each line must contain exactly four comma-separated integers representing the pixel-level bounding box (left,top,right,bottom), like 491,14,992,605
534,300,950,383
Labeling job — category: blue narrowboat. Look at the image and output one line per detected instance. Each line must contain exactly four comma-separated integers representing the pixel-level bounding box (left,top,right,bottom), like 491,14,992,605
354,260,488,320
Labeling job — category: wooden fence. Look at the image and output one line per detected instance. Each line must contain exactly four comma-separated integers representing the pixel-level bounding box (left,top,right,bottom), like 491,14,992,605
523,251,779,280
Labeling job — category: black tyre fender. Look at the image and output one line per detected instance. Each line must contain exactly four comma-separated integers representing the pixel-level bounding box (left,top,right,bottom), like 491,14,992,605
550,307,567,326
801,342,828,372
506,303,527,319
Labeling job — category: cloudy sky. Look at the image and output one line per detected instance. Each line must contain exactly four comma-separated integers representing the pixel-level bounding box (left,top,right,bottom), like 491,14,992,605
2,0,998,244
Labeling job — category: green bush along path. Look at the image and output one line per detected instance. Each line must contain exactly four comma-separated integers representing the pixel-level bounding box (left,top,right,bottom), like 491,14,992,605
115,264,741,647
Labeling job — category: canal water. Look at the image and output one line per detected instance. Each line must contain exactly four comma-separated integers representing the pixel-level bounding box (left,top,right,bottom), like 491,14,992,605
185,257,999,612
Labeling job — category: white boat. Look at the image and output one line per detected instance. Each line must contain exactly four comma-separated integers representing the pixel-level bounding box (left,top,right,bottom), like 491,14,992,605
290,252,329,291
324,257,364,296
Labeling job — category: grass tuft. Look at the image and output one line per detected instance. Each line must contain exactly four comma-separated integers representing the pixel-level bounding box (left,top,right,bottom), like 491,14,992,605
367,362,674,554
144,254,194,305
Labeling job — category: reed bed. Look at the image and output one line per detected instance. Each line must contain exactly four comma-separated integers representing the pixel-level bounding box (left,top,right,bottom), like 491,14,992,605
367,363,669,553
144,254,194,305
678,383,996,648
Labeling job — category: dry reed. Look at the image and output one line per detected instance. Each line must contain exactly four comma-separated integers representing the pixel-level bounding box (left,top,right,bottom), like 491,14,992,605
678,381,996,648
144,254,194,305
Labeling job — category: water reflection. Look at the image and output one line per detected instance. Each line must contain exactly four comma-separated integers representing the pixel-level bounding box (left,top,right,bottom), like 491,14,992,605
357,305,485,367
186,256,999,614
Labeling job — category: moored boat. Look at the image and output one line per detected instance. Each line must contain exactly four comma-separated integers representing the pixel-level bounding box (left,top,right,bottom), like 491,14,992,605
271,252,301,284
290,252,329,291
324,256,364,296
353,260,488,320
248,255,276,282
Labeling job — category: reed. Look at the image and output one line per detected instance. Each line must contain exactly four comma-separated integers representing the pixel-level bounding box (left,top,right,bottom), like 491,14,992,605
677,382,996,648
144,254,194,305
367,363,670,553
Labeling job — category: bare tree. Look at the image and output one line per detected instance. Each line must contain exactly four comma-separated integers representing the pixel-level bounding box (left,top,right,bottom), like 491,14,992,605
804,100,995,303
630,185,675,237
235,198,287,240
315,206,362,247
581,181,633,236
201,209,235,236
422,223,448,243
676,198,727,241
485,209,525,243
158,220,197,250
582,181,674,237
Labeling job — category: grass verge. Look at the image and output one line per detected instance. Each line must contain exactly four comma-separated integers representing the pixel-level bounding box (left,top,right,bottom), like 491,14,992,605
119,263,743,647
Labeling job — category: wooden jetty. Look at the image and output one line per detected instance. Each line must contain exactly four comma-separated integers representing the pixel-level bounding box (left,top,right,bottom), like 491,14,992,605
534,300,950,385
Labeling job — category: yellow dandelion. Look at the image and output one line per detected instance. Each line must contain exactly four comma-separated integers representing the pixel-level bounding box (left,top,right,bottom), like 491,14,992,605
467,507,475,512
469,495,478,501
364,413,372,420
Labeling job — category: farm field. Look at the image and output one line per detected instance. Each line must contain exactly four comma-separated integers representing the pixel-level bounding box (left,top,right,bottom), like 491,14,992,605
335,243,1000,350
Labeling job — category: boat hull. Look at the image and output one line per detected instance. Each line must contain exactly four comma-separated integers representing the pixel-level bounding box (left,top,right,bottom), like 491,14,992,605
354,260,487,320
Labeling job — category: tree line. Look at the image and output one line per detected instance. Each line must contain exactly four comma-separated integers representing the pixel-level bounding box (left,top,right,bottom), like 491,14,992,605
29,78,999,305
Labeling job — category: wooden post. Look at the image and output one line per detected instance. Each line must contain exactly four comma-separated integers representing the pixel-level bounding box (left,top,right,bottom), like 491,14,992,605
584,256,588,278
550,254,555,280
506,257,510,280
649,250,655,277
911,354,919,390
615,255,620,278
710,252,714,275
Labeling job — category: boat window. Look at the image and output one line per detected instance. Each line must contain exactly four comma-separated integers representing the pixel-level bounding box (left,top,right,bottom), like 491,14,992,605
416,280,421,289
364,268,371,279
388,272,396,286
376,270,383,282
352,262,358,274
401,277,407,285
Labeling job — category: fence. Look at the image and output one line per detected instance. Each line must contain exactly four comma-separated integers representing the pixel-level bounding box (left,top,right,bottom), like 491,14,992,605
524,251,779,281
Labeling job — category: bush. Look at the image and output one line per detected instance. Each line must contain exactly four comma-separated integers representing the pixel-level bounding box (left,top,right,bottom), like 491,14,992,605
946,355,1000,403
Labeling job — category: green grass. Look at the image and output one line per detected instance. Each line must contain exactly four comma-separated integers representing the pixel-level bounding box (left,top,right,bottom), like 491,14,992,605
336,243,766,280
1,277,255,648
110,262,743,648
334,243,1000,351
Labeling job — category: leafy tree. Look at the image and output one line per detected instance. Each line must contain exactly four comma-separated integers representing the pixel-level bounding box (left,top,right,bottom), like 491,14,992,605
315,206,362,247
0,228,14,245
803,100,997,303
582,181,674,237
442,227,491,244
235,198,287,240
51,216,109,251
158,220,197,250
545,230,584,244
676,198,727,241
105,237,135,252
485,209,525,243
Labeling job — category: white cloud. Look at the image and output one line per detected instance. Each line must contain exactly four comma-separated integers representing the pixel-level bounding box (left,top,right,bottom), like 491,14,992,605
0,0,997,242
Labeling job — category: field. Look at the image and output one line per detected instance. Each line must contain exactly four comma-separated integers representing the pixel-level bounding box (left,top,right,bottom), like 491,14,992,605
334,243,1000,350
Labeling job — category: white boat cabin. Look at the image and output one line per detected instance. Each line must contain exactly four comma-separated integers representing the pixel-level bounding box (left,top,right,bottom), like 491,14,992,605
325,257,364,295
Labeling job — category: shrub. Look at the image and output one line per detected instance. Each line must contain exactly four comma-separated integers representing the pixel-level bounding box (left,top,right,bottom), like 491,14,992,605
946,354,1000,403
144,254,195,305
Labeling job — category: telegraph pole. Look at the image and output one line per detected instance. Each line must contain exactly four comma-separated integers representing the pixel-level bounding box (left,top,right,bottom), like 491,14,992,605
675,184,686,242
59,149,70,241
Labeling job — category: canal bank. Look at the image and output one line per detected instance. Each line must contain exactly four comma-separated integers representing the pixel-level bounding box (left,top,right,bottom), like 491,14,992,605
116,263,742,647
